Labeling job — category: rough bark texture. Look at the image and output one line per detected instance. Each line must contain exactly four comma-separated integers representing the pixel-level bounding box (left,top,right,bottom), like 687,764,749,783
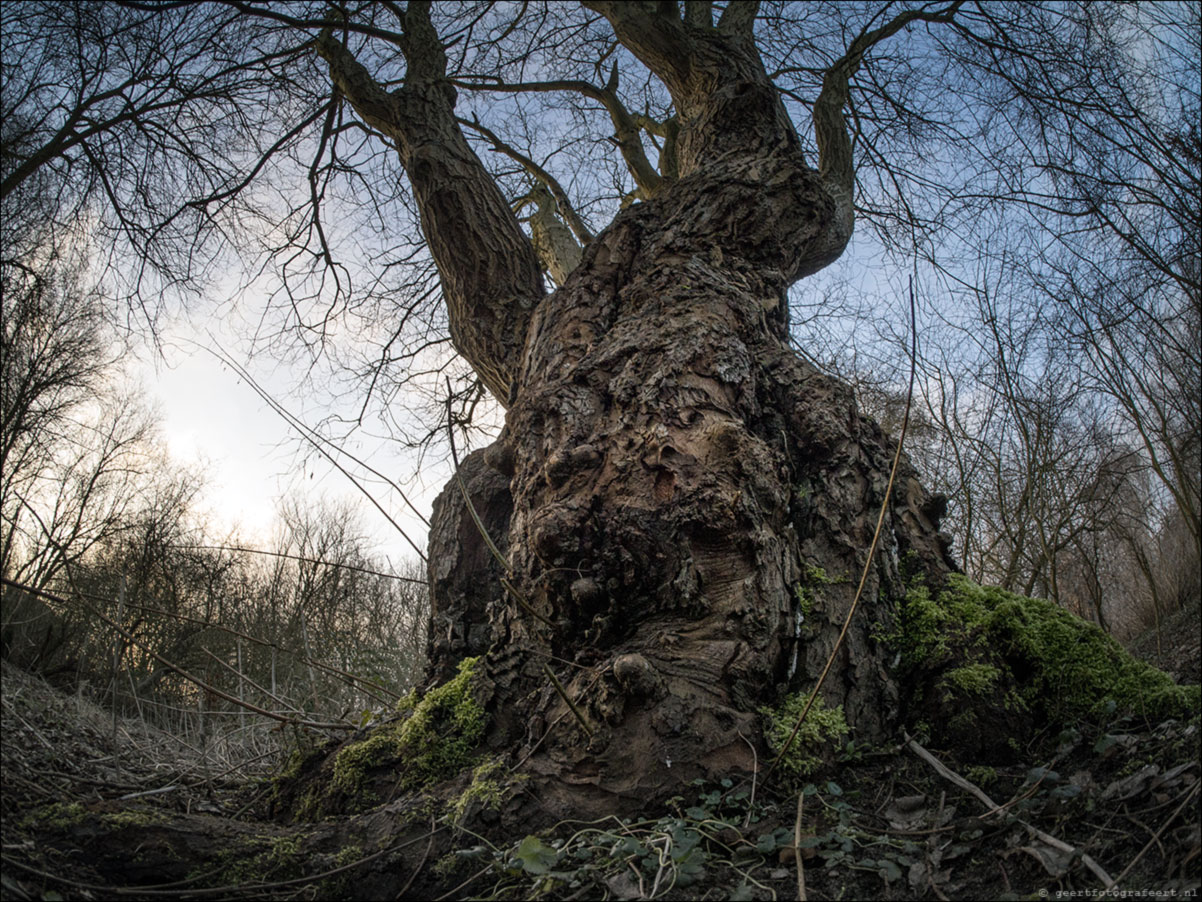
427,181,955,805
314,0,962,812
423,5,956,807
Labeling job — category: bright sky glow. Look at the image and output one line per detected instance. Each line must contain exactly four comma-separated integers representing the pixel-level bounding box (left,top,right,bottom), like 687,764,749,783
140,321,443,565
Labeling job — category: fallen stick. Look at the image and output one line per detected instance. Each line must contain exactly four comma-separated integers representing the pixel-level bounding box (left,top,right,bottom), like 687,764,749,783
905,733,1114,886
794,790,807,901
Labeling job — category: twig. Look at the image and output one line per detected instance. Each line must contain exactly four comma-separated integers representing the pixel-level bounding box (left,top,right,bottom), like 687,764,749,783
433,862,494,901
118,785,178,801
794,790,807,901
1107,781,1199,889
542,663,593,737
9,709,54,751
905,734,1114,886
929,873,951,902
211,346,429,560
737,729,759,829
516,670,605,767
396,817,437,900
200,648,311,717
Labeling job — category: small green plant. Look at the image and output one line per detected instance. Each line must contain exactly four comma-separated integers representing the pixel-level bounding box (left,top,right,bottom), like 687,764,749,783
760,692,850,781
793,564,847,631
965,765,997,786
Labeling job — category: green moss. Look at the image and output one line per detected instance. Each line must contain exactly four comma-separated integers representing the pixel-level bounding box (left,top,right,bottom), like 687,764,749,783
191,832,310,886
278,749,305,781
794,583,814,618
895,575,1200,724
19,802,166,834
292,786,324,821
21,802,87,830
794,564,847,627
334,844,364,868
940,663,1001,696
333,657,487,799
432,852,463,879
759,692,850,782
804,564,846,585
449,757,527,824
395,687,419,715
101,808,167,829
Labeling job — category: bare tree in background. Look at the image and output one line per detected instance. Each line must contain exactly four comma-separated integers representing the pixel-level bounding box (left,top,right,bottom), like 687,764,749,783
0,259,161,590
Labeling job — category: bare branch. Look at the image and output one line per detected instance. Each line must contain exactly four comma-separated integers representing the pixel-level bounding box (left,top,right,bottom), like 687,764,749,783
314,11,544,404
452,75,666,199
814,2,964,195
717,0,759,36
458,115,594,246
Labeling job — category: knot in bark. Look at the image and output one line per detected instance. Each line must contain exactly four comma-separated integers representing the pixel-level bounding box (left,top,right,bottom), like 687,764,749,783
613,653,664,699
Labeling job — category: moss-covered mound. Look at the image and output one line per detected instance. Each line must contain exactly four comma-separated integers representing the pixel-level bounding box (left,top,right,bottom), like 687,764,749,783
891,575,1200,757
271,657,489,820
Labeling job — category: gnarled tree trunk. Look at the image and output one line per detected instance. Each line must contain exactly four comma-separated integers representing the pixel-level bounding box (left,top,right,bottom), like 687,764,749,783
407,2,956,807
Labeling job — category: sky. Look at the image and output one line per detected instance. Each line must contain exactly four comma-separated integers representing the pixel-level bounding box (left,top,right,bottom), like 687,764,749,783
139,320,447,568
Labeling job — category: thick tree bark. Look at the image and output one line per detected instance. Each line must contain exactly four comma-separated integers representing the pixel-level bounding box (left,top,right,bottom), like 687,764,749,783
423,3,956,803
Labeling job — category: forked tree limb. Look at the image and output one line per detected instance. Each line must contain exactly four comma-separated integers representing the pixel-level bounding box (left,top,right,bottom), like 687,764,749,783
450,74,666,199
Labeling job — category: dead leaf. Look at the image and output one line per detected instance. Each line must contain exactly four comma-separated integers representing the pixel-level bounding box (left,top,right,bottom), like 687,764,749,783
604,872,642,901
1102,764,1160,801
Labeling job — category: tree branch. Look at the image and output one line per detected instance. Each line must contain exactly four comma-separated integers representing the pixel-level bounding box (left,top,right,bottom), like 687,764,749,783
457,115,594,246
813,2,964,195
452,74,665,199
717,0,759,36
314,10,544,404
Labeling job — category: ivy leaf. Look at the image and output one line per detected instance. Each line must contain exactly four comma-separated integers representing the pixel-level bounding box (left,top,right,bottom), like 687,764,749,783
675,847,708,886
670,825,701,859
514,835,559,875
879,858,903,882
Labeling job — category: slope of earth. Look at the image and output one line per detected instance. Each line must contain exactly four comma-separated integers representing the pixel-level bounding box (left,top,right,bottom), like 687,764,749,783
2,656,1199,900
1128,599,1202,688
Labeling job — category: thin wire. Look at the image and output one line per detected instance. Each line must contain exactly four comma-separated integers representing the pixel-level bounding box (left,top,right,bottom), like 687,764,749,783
210,346,428,562
175,543,425,584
